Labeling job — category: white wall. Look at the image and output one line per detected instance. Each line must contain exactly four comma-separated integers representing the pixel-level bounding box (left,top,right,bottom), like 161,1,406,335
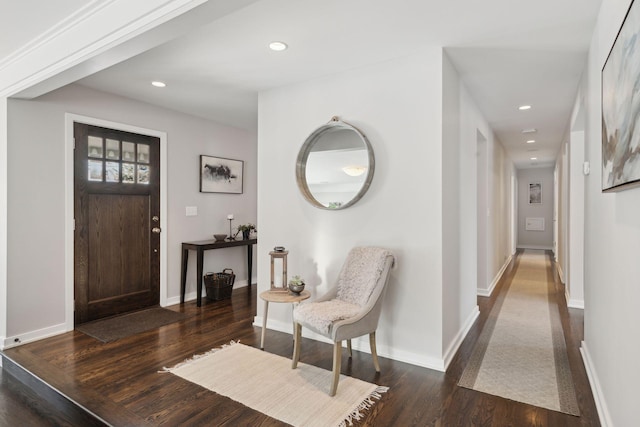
256,50,513,370
443,53,514,351
257,51,448,369
0,97,7,341
442,54,462,357
568,100,586,308
6,84,256,339
453,60,516,299
516,167,555,249
579,0,640,425
489,137,515,285
556,142,568,281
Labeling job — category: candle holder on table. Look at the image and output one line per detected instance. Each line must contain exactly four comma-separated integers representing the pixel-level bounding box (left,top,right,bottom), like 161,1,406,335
227,214,235,240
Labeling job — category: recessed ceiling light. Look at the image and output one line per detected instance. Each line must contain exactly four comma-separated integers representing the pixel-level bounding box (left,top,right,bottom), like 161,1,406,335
522,128,537,134
530,157,538,160
526,139,536,144
518,105,532,110
269,41,288,51
151,81,166,88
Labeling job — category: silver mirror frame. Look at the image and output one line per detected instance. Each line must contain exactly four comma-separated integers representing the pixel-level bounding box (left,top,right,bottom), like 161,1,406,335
296,117,375,210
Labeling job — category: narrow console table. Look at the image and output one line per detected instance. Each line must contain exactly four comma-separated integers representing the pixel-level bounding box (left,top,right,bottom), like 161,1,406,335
181,238,257,307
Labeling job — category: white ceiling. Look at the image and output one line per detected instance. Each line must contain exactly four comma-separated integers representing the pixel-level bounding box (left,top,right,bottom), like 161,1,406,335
2,0,602,169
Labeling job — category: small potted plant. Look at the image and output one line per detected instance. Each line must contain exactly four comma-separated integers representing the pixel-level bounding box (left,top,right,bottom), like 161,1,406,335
288,275,305,295
235,223,257,239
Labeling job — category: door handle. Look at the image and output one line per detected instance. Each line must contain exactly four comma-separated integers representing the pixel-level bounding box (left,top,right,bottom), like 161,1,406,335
152,227,161,234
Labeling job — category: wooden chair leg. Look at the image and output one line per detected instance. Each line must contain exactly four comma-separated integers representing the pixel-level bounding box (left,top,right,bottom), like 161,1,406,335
370,332,381,372
292,323,302,369
347,339,352,357
330,341,342,396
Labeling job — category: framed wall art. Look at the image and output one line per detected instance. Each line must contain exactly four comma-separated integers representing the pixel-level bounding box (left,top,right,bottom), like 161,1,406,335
602,0,640,191
528,182,542,204
199,155,243,194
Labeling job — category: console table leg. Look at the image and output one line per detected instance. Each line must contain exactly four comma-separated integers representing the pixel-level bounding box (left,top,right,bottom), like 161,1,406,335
180,248,188,304
196,248,204,307
247,245,253,291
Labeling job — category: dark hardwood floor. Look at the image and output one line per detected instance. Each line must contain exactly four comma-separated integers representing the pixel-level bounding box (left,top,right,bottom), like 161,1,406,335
1,251,600,426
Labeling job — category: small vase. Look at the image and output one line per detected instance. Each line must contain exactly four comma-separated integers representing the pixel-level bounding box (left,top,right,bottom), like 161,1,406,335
242,230,250,239
288,282,305,295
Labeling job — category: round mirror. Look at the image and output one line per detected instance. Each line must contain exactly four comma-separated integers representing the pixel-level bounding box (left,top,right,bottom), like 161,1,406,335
296,118,375,209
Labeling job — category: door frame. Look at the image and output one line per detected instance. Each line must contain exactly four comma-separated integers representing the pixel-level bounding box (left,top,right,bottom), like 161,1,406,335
64,113,168,331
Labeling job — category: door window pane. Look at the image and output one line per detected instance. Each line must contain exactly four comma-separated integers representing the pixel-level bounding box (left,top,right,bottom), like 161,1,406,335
105,162,120,182
122,141,135,162
106,139,120,160
88,136,103,158
137,144,150,164
122,163,135,183
137,165,150,184
88,160,103,181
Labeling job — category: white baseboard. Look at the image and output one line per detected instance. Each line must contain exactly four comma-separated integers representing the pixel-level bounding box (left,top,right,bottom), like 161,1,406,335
442,306,479,370
557,264,565,283
1,322,69,350
478,255,512,297
516,245,553,250
1,280,252,349
253,317,447,372
566,294,584,309
164,280,249,306
581,341,612,427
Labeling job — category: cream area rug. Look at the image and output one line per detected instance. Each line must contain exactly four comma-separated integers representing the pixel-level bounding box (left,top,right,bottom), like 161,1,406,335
458,250,580,415
162,342,388,427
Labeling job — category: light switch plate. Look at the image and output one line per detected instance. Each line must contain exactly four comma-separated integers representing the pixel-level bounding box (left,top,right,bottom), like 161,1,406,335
583,161,590,175
186,206,198,216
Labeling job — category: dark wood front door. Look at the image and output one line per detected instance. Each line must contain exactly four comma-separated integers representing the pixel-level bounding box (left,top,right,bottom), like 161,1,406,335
74,123,160,324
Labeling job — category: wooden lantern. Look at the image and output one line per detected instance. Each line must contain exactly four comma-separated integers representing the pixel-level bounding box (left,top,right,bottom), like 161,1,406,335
269,250,288,292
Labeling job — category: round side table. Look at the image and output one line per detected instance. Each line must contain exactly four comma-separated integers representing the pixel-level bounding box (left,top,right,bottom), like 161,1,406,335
259,290,310,349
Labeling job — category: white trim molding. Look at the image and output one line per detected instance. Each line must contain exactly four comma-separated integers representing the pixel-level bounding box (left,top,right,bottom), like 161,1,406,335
165,280,250,307
2,322,68,350
516,245,554,250
64,114,168,331
581,341,613,427
0,0,119,72
442,306,480,370
566,294,584,309
0,0,210,98
556,263,565,283
478,255,512,297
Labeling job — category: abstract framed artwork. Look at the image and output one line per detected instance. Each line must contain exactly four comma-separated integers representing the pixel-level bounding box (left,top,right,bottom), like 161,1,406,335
199,155,243,194
528,182,542,204
602,0,640,191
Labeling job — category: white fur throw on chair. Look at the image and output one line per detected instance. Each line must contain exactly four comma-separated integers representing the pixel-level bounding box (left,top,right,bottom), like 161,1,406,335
293,247,393,334
336,247,393,307
293,299,361,335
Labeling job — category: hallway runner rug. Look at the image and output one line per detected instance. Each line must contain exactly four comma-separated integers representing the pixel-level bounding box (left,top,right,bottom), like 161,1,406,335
458,250,580,415
162,341,388,427
75,307,186,343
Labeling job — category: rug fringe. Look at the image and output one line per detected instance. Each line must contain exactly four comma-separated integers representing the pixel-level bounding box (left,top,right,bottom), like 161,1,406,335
159,340,239,373
338,385,389,427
